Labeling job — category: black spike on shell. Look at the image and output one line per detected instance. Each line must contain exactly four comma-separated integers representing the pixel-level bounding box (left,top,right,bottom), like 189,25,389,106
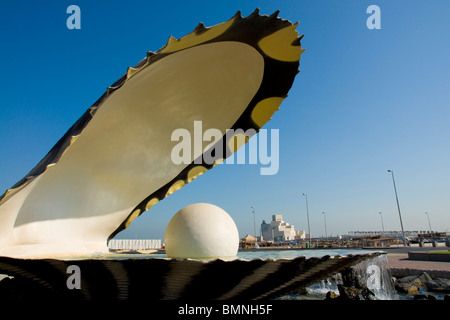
193,22,207,34
291,37,301,46
270,10,280,18
233,10,242,19
106,86,114,95
249,8,260,17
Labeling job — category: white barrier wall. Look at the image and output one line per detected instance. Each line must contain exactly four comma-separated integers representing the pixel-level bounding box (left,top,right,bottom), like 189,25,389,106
108,239,162,250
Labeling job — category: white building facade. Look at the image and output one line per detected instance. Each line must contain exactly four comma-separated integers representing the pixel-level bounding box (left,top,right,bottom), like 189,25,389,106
261,214,304,241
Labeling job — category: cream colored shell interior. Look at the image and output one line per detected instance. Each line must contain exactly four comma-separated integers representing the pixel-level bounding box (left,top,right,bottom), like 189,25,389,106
0,42,264,258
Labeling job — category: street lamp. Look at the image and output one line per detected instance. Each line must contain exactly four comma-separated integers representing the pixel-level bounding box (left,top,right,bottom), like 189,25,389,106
379,212,385,236
251,206,256,238
425,212,433,238
387,169,407,246
322,212,328,240
302,193,312,247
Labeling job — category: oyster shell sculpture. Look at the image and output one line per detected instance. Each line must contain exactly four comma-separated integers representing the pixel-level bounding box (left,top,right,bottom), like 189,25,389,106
0,252,383,300
0,10,304,258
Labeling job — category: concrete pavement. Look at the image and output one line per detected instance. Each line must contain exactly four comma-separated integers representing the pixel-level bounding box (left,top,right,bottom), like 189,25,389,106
386,249,450,279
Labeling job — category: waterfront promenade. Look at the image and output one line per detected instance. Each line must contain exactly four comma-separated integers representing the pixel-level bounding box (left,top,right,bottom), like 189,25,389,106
239,244,450,277
383,246,450,278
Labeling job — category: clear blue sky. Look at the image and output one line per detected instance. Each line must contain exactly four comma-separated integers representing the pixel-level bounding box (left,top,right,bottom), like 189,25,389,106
1,0,449,240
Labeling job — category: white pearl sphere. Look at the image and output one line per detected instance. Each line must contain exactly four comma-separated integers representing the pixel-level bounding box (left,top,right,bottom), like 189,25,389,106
164,203,239,259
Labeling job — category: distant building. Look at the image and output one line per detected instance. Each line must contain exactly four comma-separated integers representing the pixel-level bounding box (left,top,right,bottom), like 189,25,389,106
261,214,303,241
240,234,258,249
294,230,306,241
241,234,257,243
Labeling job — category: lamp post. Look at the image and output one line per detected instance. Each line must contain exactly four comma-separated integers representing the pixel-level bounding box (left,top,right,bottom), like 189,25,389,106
251,206,256,238
322,212,328,240
425,212,433,238
302,193,312,247
379,212,385,236
387,169,407,246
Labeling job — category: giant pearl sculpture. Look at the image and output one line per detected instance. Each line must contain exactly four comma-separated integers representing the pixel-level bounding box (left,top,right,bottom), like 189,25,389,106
165,203,239,259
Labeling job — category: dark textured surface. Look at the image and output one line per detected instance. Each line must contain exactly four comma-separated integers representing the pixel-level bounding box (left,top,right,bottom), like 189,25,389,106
0,252,381,300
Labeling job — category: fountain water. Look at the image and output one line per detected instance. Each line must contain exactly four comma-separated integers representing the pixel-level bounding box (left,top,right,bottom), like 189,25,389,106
300,253,398,300
350,253,398,300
